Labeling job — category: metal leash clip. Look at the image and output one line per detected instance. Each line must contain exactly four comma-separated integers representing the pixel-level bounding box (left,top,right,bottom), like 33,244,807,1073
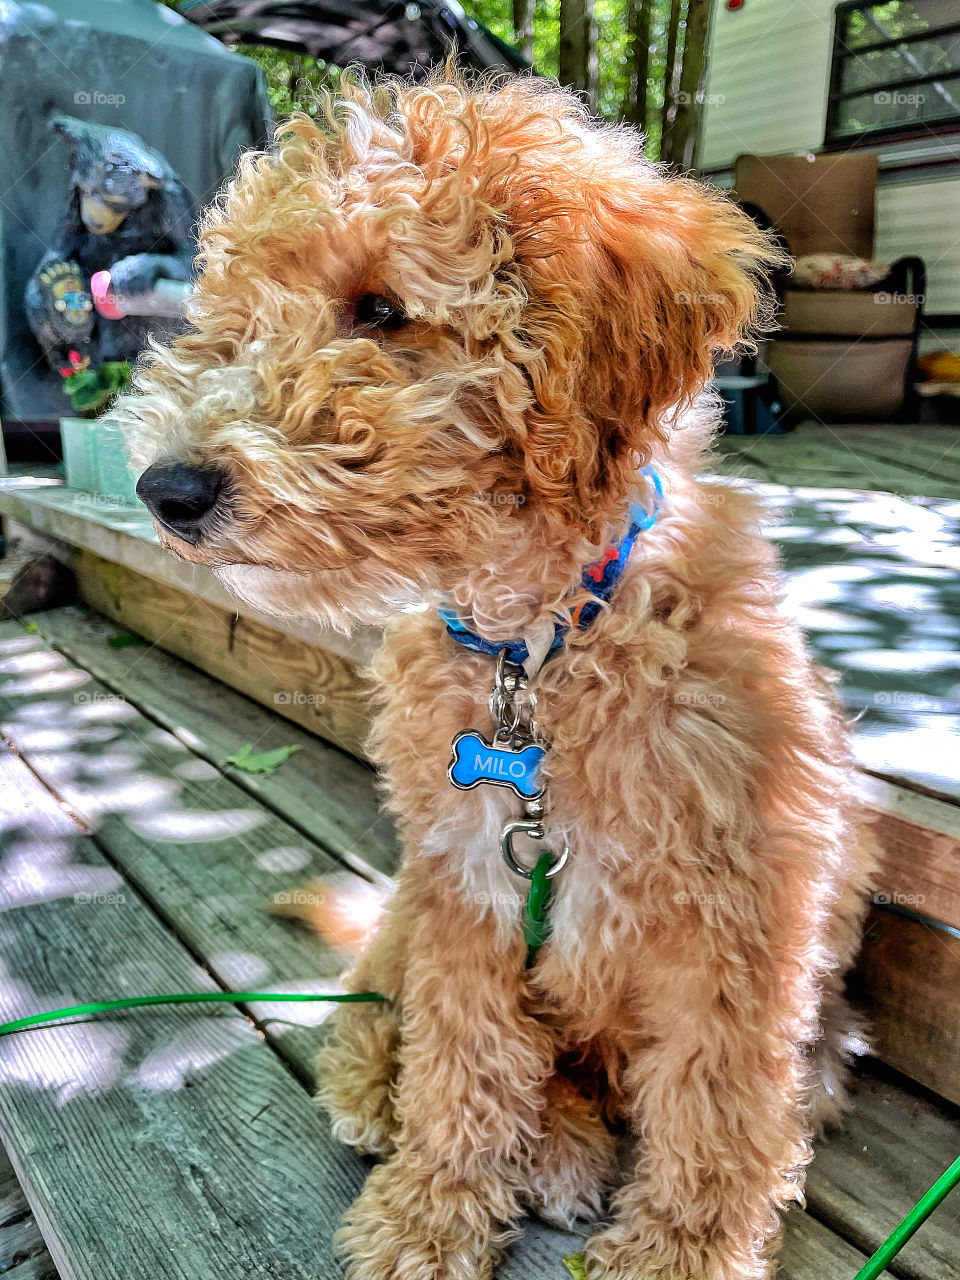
489,652,570,882
500,813,570,880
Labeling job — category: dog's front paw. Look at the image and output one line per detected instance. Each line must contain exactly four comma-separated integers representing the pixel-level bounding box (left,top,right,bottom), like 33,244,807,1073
316,1003,400,1156
523,1100,618,1228
336,1160,511,1280
584,1219,771,1280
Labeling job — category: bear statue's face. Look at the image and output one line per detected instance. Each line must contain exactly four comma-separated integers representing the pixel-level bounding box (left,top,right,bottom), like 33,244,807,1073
79,162,155,234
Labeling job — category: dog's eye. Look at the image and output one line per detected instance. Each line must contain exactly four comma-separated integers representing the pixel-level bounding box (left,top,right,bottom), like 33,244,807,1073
355,293,405,330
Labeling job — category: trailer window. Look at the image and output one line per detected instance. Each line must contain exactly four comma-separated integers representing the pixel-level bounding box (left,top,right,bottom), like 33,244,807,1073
827,0,960,143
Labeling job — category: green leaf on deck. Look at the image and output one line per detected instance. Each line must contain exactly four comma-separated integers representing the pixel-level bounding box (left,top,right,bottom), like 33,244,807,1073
107,632,147,649
24,621,39,633
224,742,301,776
562,1255,587,1280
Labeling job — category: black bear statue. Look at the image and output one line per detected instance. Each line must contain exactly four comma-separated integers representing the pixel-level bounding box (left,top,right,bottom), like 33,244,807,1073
25,115,194,370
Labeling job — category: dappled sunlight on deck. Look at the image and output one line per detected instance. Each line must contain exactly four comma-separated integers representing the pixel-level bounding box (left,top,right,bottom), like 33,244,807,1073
757,484,960,801
0,626,362,1089
0,832,125,910
0,975,128,1103
134,1020,255,1092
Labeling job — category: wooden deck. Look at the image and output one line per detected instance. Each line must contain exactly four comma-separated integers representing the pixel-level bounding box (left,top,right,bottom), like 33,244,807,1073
753,482,960,804
717,425,960,499
1,609,960,1279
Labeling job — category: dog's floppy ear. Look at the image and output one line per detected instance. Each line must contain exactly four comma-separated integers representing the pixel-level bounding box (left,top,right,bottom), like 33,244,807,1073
508,141,784,533
578,167,783,432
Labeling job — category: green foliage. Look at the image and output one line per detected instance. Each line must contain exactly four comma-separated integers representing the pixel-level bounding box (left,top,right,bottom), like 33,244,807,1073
236,44,341,118
562,1255,588,1280
463,0,679,144
163,0,683,148
60,359,131,419
224,742,302,775
841,1,929,49
107,632,148,649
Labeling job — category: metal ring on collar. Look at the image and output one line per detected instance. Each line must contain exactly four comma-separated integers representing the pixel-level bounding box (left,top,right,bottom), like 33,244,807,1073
500,819,570,880
490,692,523,737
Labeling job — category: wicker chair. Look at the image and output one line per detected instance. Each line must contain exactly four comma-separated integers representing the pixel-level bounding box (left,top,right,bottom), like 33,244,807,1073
734,152,924,419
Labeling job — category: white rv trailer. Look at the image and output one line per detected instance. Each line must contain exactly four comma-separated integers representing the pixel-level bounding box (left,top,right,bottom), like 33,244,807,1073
697,0,960,344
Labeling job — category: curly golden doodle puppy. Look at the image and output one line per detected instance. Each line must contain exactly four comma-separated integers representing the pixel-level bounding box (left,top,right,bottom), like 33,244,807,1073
123,74,877,1280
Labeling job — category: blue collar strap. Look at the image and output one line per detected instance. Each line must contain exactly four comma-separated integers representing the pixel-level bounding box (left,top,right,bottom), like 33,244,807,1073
439,465,664,669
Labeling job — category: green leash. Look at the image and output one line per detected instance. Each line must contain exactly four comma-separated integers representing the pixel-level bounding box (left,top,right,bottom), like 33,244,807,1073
0,990,387,1038
851,1150,960,1279
522,850,555,965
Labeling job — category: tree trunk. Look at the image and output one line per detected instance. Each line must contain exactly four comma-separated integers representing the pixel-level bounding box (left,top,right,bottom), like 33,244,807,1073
558,0,598,110
663,0,712,168
659,0,684,156
622,0,651,132
513,0,535,63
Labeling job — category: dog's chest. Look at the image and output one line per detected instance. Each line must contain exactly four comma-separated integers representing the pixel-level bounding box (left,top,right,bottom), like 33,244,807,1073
419,783,607,955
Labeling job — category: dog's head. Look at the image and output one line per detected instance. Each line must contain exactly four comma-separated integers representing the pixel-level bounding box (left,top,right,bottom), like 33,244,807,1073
122,75,781,629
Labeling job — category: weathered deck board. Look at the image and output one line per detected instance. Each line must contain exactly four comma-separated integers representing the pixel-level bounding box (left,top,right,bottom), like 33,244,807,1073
858,775,960,931
717,426,960,499
4,1258,60,1280
0,622,357,1084
0,746,371,1280
759,485,960,805
76,548,371,757
852,910,960,1111
22,604,397,885
0,1219,50,1277
0,1146,30,1230
0,1161,51,1277
807,1070,960,1280
780,1210,867,1276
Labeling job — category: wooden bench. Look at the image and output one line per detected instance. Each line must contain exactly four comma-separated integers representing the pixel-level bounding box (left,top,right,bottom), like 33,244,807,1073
1,610,960,1278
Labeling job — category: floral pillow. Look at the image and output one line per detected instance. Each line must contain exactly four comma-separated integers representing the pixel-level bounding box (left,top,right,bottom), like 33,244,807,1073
792,253,891,291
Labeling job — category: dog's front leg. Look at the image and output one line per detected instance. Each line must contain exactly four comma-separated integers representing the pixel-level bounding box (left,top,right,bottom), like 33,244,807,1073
317,899,408,1157
335,877,553,1280
585,925,812,1280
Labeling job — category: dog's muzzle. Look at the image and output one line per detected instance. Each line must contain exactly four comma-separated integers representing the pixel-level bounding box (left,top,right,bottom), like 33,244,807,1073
136,460,228,545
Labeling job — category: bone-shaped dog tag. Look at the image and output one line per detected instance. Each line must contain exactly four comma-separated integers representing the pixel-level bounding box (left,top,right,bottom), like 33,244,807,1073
447,731,545,800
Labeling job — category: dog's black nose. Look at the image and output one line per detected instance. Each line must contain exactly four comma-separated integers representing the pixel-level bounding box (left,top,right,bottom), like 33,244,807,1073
136,460,225,545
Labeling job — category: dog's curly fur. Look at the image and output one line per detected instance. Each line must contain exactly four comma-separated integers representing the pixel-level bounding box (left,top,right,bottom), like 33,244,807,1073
118,73,878,1280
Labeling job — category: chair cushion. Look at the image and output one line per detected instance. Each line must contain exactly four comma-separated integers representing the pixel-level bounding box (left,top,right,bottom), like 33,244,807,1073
769,337,912,416
780,289,918,338
793,253,890,290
